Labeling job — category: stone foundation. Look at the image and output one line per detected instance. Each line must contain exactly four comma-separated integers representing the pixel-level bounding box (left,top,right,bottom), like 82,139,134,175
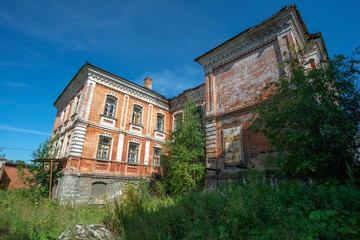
53,171,140,204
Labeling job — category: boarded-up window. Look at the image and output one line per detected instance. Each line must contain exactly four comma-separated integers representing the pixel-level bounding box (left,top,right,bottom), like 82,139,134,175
90,182,107,198
223,126,244,164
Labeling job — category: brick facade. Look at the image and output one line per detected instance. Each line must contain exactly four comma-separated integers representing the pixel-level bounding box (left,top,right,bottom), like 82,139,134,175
51,4,328,203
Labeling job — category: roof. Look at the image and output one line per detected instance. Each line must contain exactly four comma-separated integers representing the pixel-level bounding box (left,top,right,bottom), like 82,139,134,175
194,4,307,63
54,62,169,107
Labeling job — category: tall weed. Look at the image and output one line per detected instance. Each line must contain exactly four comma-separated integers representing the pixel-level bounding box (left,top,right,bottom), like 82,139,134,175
0,189,107,239
104,180,360,240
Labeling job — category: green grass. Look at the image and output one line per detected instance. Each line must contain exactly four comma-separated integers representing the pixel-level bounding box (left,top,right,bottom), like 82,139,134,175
104,180,360,240
0,190,107,239
1,180,360,239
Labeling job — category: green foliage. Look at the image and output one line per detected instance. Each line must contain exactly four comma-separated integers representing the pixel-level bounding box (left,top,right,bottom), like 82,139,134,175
161,97,206,195
252,47,360,180
0,189,107,239
104,178,360,240
19,136,60,197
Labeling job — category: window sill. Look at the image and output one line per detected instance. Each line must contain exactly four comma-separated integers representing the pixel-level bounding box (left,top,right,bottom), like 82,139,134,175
126,162,139,166
130,123,143,128
101,114,117,121
95,158,111,162
154,129,165,134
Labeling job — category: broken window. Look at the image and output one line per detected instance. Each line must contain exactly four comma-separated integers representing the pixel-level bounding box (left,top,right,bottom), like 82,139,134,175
132,106,142,125
153,148,161,166
127,143,139,163
104,96,117,117
156,114,164,131
97,137,111,160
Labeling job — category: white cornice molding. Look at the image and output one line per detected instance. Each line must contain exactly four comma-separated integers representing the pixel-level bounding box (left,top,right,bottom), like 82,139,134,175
88,71,169,111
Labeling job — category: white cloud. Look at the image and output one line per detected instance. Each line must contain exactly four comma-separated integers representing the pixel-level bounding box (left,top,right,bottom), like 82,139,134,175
0,124,50,136
3,80,31,88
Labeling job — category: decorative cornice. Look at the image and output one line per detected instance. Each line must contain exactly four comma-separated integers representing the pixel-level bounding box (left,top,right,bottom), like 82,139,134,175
88,71,169,111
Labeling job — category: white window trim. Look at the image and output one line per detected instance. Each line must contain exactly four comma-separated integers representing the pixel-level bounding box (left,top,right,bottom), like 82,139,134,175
153,146,162,167
156,112,166,132
95,134,114,160
126,139,141,164
103,95,118,118
131,104,144,125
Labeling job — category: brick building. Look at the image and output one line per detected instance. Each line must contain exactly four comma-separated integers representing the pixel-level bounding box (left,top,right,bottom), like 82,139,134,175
51,5,327,203
0,156,30,190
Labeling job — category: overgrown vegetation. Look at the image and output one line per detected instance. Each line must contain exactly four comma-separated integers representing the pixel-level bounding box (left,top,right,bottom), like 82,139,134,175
104,175,360,240
0,189,107,239
18,136,60,198
161,98,206,195
253,47,360,180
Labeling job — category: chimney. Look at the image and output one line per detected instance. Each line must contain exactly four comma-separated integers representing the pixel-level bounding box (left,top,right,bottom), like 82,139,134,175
144,77,152,90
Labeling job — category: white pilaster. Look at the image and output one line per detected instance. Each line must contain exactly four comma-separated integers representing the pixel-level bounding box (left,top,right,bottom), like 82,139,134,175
144,140,150,165
116,133,125,162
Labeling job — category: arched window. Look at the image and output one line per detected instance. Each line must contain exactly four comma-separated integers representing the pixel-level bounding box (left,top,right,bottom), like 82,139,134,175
104,96,117,117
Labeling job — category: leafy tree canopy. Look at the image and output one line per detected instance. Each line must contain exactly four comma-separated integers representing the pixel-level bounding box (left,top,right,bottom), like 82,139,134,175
253,47,360,180
161,97,206,195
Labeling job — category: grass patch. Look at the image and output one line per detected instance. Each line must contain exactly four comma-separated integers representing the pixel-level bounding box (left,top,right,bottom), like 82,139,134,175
0,189,107,239
104,180,360,240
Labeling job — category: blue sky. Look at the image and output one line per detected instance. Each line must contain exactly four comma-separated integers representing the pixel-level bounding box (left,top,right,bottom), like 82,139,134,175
0,0,359,161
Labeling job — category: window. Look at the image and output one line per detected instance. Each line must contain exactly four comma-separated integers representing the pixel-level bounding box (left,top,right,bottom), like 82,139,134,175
59,139,64,157
97,137,111,159
132,106,142,125
153,148,161,166
127,143,139,163
174,113,183,131
75,93,81,112
65,134,71,156
90,182,107,198
156,114,164,131
104,96,117,117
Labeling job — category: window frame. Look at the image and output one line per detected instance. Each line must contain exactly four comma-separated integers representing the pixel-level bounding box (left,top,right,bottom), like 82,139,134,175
156,113,165,132
127,142,140,164
103,96,117,118
96,136,112,160
131,105,143,125
153,147,161,167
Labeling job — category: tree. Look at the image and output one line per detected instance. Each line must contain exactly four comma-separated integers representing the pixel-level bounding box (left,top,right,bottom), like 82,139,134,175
253,47,360,180
20,136,60,196
161,98,206,195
